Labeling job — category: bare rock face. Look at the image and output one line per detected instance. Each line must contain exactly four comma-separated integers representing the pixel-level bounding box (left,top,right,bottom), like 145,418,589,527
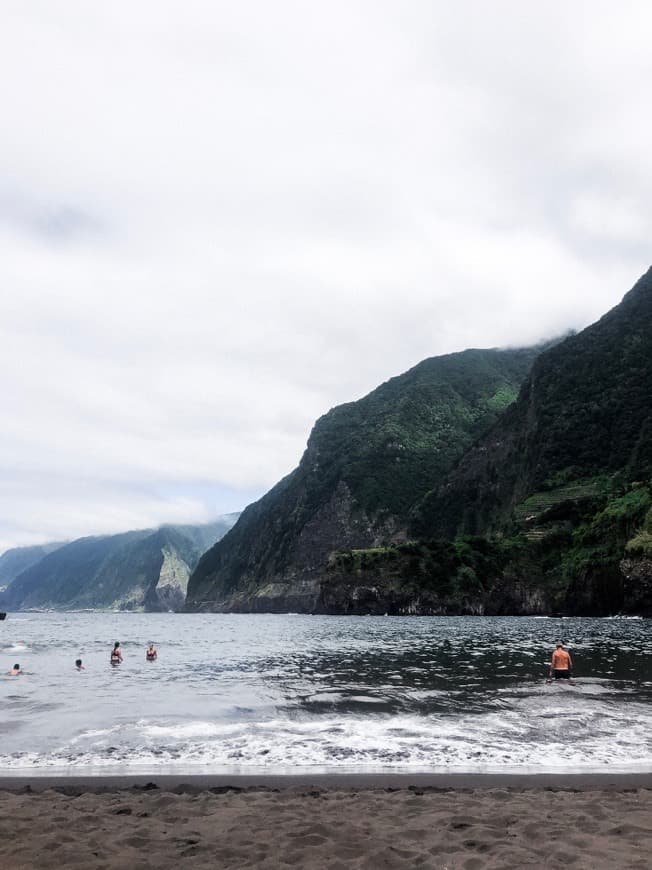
293,481,403,575
621,557,652,616
195,482,402,612
151,546,193,612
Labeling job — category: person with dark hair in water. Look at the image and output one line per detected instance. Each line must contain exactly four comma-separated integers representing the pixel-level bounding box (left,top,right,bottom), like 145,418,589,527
75,658,85,670
110,642,123,666
146,642,157,662
8,663,22,676
549,641,573,682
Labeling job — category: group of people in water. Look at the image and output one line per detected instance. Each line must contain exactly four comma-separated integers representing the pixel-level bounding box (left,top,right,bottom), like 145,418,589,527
109,640,157,666
7,641,158,675
7,640,574,681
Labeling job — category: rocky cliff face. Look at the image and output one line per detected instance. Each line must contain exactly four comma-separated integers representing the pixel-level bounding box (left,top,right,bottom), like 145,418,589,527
189,269,652,616
147,543,194,612
205,534,557,616
215,534,644,618
186,346,542,611
319,554,552,616
0,518,237,612
186,482,402,612
621,557,652,616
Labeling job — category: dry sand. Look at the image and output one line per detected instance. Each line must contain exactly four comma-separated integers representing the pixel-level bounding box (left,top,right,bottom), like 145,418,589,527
1,775,651,869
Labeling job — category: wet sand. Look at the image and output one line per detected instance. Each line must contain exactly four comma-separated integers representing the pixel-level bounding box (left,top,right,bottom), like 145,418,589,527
1,774,651,868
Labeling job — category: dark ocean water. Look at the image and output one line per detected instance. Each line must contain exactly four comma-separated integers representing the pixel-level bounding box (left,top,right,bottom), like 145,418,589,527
1,612,651,775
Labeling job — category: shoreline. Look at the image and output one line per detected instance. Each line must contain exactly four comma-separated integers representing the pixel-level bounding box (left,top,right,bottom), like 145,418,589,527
2,771,652,792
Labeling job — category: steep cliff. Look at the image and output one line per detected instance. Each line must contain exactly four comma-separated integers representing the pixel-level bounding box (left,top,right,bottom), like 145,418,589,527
402,268,652,615
413,267,652,538
621,505,652,615
0,517,237,611
319,538,553,616
186,346,542,611
0,543,63,591
188,268,652,616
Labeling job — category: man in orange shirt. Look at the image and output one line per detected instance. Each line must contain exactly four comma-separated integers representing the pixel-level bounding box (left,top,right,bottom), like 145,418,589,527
549,642,573,681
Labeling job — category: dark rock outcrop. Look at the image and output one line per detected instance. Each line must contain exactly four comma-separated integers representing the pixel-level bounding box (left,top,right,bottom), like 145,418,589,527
621,557,652,616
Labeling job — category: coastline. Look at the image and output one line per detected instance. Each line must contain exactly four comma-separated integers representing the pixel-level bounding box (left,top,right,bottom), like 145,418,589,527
2,771,652,792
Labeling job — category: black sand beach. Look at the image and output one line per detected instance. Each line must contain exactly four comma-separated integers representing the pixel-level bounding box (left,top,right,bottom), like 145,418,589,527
1,774,652,868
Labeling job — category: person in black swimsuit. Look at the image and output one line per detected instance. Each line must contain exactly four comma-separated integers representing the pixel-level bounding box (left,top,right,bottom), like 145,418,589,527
110,642,123,666
146,642,157,661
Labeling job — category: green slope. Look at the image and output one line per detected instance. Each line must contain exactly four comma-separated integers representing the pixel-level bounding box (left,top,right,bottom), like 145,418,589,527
189,268,652,617
0,543,64,589
186,345,542,611
0,518,237,612
414,267,652,539
344,267,652,616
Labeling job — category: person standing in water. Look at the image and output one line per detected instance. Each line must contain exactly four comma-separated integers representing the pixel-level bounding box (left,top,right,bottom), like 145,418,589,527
146,642,157,661
110,642,123,666
549,641,573,682
75,658,85,670
8,663,22,676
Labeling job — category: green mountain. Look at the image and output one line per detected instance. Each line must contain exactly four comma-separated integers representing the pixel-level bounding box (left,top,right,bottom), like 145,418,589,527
188,268,652,616
402,267,652,615
323,268,652,617
413,267,652,539
0,517,238,612
0,543,64,591
186,346,543,611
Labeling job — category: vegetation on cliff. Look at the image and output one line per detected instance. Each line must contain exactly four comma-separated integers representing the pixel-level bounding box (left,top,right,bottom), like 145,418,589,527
325,477,651,615
626,505,652,558
186,346,542,609
413,267,652,539
322,536,541,615
189,268,652,616
0,543,63,590
0,517,237,612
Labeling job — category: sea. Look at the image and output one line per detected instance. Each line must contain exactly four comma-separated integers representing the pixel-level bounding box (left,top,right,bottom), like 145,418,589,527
1,612,651,777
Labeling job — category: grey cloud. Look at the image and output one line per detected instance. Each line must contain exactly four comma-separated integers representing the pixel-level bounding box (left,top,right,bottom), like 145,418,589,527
0,188,106,243
1,1,651,550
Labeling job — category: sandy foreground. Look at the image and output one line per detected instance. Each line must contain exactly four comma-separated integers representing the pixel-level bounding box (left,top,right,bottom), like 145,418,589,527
1,775,652,869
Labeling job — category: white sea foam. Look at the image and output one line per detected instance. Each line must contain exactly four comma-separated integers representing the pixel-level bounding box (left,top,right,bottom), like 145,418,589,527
3,612,652,776
2,699,652,774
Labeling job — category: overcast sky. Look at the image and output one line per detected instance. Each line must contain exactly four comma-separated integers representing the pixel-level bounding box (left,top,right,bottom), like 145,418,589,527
1,1,651,552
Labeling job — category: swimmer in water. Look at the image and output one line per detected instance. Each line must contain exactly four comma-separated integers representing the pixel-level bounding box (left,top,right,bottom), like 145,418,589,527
9,663,22,676
75,658,85,670
146,642,157,661
548,641,574,683
110,642,123,666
